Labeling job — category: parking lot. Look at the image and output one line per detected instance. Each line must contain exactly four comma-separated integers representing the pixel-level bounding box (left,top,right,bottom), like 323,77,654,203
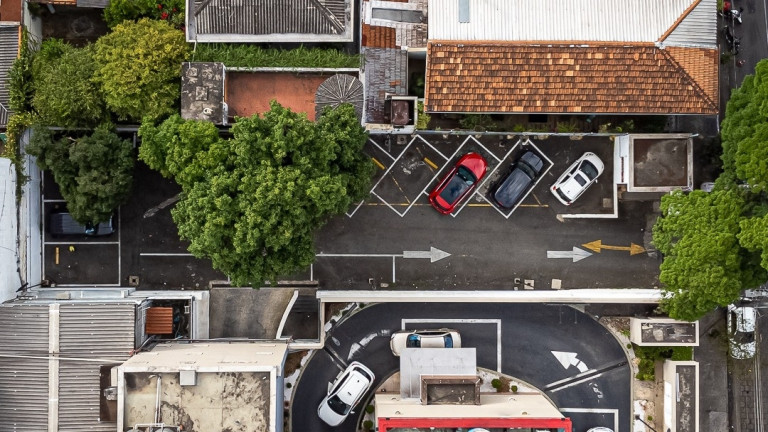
39,133,658,291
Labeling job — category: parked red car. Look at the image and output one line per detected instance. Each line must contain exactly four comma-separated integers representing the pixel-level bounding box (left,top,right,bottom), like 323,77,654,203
429,152,488,214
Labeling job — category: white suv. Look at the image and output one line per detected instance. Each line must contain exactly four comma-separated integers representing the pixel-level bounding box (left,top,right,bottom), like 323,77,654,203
317,362,375,426
728,304,756,359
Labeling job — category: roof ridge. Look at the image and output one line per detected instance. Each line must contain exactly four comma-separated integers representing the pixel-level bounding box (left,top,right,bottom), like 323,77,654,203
659,0,702,43
661,47,718,110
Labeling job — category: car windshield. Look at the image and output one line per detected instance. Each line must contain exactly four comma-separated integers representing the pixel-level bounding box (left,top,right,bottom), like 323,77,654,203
406,334,421,347
327,394,351,416
580,160,599,180
438,166,476,204
443,335,453,348
556,188,571,203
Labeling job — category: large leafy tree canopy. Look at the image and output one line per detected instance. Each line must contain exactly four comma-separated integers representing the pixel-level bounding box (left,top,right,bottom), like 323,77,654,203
653,59,768,320
138,103,373,286
93,18,189,122
27,125,134,224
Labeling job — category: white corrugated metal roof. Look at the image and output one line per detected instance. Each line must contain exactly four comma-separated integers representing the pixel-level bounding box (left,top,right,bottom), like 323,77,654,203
0,302,136,431
428,0,715,46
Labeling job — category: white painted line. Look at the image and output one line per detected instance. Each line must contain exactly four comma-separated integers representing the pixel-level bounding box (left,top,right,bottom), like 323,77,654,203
317,289,663,304
472,137,503,163
367,137,398,161
367,139,414,193
547,371,603,392
552,350,589,372
419,134,450,161
140,253,194,256
345,199,365,218
406,137,470,217
560,408,619,432
370,190,405,217
43,199,66,203
117,206,122,285
547,247,593,263
453,138,521,218
56,283,122,287
45,241,120,245
392,256,396,283
401,318,502,372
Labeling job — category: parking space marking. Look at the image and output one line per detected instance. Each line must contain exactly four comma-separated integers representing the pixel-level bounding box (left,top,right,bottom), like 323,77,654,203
367,137,398,162
372,157,386,170
43,199,66,203
559,408,619,432
140,253,194,256
401,318,502,372
423,157,438,170
46,241,120,245
465,139,553,219
451,138,522,218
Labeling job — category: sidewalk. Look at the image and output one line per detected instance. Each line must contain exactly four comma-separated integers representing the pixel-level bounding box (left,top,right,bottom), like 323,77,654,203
695,309,730,432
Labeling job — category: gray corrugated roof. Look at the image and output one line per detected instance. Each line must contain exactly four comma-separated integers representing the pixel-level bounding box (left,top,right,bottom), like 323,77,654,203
0,304,50,431
0,25,19,127
0,303,136,431
189,0,354,42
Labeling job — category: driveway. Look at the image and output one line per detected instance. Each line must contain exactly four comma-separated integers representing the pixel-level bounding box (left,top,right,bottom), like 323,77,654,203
291,302,630,432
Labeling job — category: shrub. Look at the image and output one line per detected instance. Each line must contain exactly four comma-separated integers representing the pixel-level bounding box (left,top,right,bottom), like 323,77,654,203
510,385,518,393
93,19,190,122
365,405,374,414
191,44,360,68
104,0,185,29
8,29,35,113
32,44,106,128
632,344,693,381
362,420,374,431
491,378,501,389
416,101,430,130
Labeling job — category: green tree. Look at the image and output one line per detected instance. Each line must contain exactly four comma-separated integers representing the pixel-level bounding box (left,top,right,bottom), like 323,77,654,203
653,190,764,321
93,19,190,122
138,114,224,186
141,102,372,286
27,125,134,224
721,60,768,190
32,44,106,128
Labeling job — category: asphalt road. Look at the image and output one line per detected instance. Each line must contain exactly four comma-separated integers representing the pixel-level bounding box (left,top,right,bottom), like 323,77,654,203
310,135,660,290
291,303,630,432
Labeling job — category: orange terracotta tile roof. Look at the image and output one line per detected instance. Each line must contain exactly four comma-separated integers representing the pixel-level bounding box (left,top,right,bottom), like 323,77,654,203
425,42,719,115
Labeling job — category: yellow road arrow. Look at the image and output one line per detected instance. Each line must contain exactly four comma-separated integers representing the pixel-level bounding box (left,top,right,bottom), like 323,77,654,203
582,240,646,256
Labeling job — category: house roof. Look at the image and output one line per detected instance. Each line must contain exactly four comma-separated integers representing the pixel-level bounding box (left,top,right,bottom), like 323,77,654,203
0,26,19,127
425,43,718,114
424,0,718,115
187,0,354,43
0,302,136,431
428,0,716,47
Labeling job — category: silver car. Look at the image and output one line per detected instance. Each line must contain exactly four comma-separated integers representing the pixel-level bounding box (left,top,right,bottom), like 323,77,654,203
317,361,375,426
551,152,604,205
728,304,756,359
390,328,461,356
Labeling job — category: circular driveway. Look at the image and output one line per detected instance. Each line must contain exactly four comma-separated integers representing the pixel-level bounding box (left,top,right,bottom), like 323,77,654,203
292,302,629,432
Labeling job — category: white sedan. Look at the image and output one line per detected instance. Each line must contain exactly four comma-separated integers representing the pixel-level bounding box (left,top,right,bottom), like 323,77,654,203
390,328,461,356
551,152,604,205
317,362,375,426
727,304,756,359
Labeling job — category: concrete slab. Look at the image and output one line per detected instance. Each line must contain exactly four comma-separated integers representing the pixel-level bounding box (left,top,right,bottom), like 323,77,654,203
209,287,295,339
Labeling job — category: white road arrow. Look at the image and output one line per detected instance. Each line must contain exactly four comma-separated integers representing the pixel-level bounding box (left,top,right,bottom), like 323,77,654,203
552,350,589,373
547,247,592,263
403,246,451,263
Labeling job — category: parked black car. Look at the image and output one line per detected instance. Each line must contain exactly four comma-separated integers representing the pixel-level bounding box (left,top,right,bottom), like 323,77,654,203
49,212,115,237
491,151,544,209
